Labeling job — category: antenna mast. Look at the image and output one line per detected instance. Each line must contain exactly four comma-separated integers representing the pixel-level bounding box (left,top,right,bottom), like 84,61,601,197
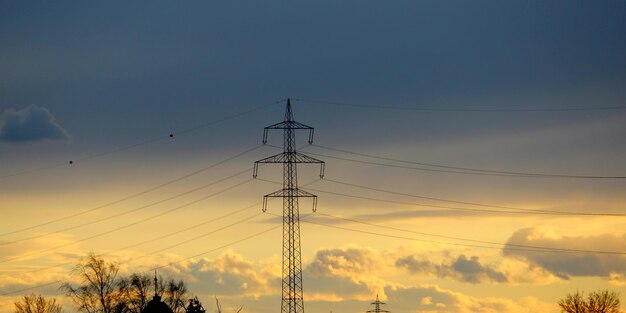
254,98,324,313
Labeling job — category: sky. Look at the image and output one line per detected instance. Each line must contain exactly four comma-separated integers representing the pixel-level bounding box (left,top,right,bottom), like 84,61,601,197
1,1,626,312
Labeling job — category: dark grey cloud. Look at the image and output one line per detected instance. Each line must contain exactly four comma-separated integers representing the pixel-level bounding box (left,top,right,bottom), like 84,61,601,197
503,228,626,279
396,254,507,284
306,247,381,276
0,105,70,143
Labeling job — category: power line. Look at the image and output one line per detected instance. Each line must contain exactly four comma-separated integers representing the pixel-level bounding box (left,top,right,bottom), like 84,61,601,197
301,213,626,255
0,145,262,238
258,177,622,216
1,167,255,246
303,149,626,179
0,99,284,180
304,150,540,178
294,98,626,112
321,178,626,217
310,144,626,180
304,186,617,216
0,177,254,264
0,162,70,180
173,99,286,136
149,213,314,272
315,212,626,254
13,202,263,276
0,219,279,296
130,212,263,264
149,224,280,271
0,280,65,296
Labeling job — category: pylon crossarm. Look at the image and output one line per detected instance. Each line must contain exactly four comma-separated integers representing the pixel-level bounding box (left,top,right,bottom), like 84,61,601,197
264,120,314,130
264,188,317,198
255,152,322,164
263,189,318,212
254,152,324,178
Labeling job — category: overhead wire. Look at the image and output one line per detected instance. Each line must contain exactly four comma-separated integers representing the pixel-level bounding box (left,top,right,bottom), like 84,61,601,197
0,177,254,264
149,223,280,271
0,215,278,296
304,150,545,178
0,144,263,238
315,212,626,254
294,98,626,112
0,280,65,297
306,184,626,217
303,149,626,179
149,212,314,272
309,144,626,179
303,185,600,216
257,177,624,217
11,201,263,276
302,212,626,255
1,166,255,246
130,212,263,264
321,178,626,217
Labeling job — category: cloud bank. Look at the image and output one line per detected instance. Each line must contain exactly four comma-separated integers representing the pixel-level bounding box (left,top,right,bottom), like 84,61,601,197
503,228,626,282
396,254,507,284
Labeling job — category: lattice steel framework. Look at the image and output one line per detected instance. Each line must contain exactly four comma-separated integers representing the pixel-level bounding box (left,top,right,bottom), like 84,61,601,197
367,295,390,313
254,98,324,313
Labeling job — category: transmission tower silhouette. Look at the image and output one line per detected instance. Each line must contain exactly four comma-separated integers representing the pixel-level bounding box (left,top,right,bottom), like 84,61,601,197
254,98,324,313
367,295,390,313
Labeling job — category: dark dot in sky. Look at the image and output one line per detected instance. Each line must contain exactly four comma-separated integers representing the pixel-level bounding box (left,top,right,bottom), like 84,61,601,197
69,161,73,164
169,134,174,138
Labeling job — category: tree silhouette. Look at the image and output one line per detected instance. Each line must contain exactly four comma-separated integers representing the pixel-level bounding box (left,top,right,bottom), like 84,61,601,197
61,253,121,313
60,253,191,313
185,297,205,313
558,290,620,313
118,273,153,313
14,294,63,313
163,279,188,313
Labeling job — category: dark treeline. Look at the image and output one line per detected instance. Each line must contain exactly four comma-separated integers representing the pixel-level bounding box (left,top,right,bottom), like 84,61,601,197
15,253,206,313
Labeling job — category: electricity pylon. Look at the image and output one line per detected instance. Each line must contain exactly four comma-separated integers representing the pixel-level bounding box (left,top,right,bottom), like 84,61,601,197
367,295,390,313
254,98,324,313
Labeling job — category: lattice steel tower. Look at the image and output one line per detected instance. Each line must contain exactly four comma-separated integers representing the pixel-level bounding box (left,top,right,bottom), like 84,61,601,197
367,295,390,313
254,98,324,313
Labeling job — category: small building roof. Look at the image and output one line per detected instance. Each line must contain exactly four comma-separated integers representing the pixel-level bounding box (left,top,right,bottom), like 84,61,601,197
141,294,174,313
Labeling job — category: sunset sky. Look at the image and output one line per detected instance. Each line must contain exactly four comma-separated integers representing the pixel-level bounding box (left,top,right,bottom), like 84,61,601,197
1,2,626,313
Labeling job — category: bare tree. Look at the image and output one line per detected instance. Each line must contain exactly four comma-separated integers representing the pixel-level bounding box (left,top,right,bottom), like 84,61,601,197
60,253,122,313
115,273,189,313
163,279,188,313
559,291,587,313
559,290,620,313
586,290,620,313
118,273,153,313
14,294,63,313
60,253,193,313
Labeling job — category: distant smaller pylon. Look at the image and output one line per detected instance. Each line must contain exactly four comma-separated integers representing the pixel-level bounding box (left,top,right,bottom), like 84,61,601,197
366,295,390,313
